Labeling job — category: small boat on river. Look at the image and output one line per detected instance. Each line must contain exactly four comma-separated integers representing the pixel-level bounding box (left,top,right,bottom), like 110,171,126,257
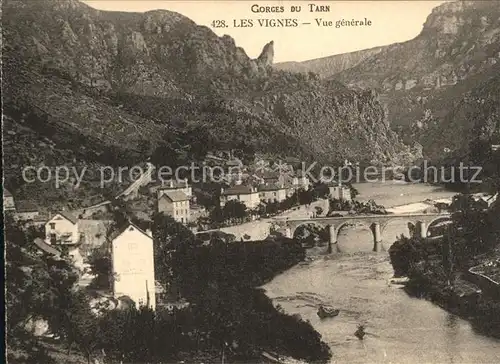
317,305,340,319
354,325,366,340
388,277,410,286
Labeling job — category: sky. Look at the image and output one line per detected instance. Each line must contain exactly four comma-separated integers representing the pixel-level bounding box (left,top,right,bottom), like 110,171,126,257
82,1,448,63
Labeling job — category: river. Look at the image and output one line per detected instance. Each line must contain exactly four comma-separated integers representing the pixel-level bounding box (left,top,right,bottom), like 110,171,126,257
263,182,500,363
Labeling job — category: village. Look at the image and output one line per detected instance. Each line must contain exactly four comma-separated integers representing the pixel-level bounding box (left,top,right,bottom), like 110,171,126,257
4,151,358,321
6,149,499,322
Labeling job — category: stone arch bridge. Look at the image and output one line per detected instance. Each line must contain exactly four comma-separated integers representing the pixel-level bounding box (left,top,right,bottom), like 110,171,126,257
273,213,452,253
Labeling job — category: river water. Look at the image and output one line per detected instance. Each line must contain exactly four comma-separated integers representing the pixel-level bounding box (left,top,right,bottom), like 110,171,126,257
263,182,500,363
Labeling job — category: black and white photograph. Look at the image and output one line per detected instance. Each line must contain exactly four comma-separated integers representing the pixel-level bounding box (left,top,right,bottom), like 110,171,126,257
3,0,500,363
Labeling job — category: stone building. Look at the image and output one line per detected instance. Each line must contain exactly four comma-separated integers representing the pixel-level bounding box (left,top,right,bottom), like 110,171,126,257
220,185,260,210
157,190,191,223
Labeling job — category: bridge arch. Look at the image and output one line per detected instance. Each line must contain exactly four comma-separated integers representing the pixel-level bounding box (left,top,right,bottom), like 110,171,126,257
381,218,419,243
426,215,453,237
290,221,327,236
291,221,329,247
279,213,451,254
335,220,381,253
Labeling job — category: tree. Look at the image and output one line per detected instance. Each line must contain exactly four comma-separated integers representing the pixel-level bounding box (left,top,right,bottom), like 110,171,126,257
255,202,267,216
349,184,359,199
314,206,323,217
87,247,112,290
298,188,313,206
441,234,455,287
109,198,130,231
151,131,183,170
266,201,280,215
151,213,197,296
138,140,151,157
57,291,101,364
5,216,81,361
209,206,224,224
312,182,329,199
222,200,248,222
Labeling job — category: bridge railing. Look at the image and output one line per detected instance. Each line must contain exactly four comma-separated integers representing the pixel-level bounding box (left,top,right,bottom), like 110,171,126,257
272,212,450,222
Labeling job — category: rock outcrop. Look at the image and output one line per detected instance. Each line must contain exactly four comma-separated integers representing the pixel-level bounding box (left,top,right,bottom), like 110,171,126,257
257,40,275,67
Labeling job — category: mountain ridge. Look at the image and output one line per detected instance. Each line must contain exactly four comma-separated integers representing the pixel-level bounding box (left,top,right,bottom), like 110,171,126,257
3,0,416,202
275,0,500,158
274,46,385,78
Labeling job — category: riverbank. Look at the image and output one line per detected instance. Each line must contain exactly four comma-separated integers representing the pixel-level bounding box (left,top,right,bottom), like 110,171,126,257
264,252,500,364
172,238,332,364
389,235,500,341
412,276,500,336
353,181,456,208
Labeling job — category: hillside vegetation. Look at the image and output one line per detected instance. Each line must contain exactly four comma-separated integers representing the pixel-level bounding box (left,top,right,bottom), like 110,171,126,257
276,1,500,159
3,0,416,205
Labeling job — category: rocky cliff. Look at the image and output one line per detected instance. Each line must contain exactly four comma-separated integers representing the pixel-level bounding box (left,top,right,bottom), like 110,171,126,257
3,0,415,194
335,1,500,92
274,1,500,159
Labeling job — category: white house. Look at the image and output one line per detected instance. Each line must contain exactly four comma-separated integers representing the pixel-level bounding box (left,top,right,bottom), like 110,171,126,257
283,170,310,196
45,212,79,245
326,182,352,201
258,183,288,203
290,170,310,190
220,185,260,209
111,223,155,310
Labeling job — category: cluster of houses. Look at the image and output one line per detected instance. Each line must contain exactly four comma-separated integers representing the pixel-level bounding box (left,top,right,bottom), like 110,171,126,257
2,154,353,312
219,170,351,210
4,188,155,310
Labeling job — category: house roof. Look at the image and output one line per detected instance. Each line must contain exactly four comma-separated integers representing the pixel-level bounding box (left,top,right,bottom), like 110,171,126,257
4,188,13,197
33,238,61,257
159,190,189,202
256,171,282,179
109,222,152,243
487,193,498,203
32,213,50,223
221,185,256,195
51,211,78,225
258,183,286,192
15,200,39,213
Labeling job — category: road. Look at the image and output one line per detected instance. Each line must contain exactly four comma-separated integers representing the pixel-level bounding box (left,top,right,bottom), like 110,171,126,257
198,199,329,240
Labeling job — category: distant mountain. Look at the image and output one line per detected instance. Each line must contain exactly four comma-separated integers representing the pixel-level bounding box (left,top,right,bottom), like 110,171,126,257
3,0,416,199
275,1,500,159
274,46,384,78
